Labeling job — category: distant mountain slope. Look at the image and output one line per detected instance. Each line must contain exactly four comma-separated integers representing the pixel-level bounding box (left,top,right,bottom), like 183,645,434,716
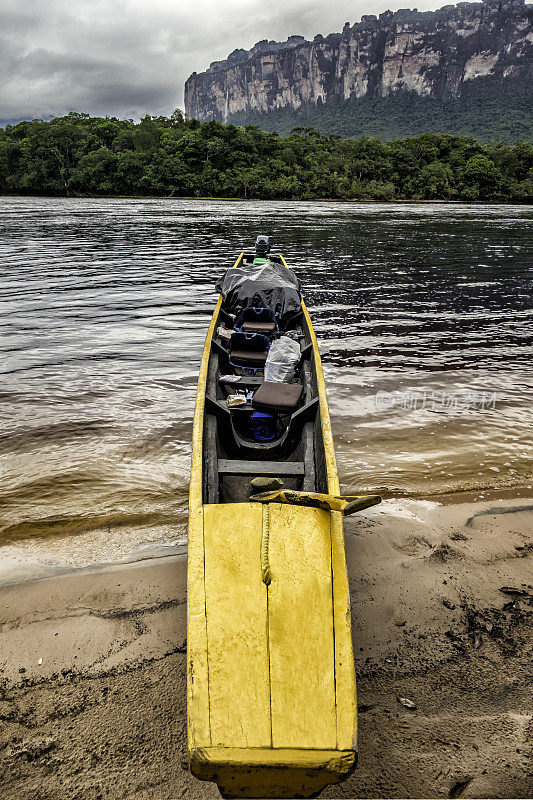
184,0,533,142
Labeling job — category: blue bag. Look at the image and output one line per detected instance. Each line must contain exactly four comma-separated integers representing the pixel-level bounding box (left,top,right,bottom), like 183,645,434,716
250,411,277,442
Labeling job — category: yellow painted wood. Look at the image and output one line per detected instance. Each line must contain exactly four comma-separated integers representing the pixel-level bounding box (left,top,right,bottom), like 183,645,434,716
300,298,340,495
188,293,225,511
187,503,210,748
268,503,336,749
188,251,359,797
203,503,271,748
190,746,355,799
188,249,243,512
281,254,358,752
187,297,223,750
187,254,243,752
250,488,381,514
193,746,355,769
330,509,358,750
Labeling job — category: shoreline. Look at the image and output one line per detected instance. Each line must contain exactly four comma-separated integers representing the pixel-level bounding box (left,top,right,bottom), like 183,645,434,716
1,487,531,590
1,193,531,205
1,493,531,798
0,542,187,590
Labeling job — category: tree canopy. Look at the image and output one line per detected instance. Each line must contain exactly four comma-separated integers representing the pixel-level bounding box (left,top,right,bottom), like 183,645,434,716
1,111,532,202
226,79,533,144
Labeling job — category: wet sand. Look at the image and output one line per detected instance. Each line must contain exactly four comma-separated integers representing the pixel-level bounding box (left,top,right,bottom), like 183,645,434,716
1,497,531,799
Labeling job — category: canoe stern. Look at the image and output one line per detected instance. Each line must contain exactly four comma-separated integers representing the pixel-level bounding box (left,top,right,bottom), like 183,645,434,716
190,746,357,799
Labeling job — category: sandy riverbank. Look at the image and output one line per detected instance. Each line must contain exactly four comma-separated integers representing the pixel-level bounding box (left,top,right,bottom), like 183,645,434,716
1,496,531,799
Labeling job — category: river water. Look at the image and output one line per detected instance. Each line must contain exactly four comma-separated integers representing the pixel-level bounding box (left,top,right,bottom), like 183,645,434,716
1,197,532,578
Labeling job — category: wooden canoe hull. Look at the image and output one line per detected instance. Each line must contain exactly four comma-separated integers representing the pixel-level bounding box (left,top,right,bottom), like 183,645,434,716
190,747,356,798
187,253,357,798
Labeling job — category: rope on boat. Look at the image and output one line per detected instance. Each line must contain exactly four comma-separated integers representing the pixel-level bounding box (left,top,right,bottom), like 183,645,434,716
260,504,272,585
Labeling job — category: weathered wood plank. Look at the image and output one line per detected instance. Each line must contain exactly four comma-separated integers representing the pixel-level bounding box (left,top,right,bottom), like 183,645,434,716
187,295,224,751
191,746,356,800
268,503,336,749
187,503,210,749
218,460,305,476
203,503,271,748
330,510,358,750
298,289,358,751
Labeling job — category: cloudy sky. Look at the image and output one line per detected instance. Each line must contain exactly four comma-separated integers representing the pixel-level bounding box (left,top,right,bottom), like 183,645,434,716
1,0,446,125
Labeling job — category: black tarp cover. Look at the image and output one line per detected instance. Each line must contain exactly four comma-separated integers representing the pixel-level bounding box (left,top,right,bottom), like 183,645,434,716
215,261,302,327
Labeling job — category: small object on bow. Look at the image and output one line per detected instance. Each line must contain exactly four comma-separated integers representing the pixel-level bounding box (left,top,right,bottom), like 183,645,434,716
227,393,247,407
218,325,233,342
250,477,284,493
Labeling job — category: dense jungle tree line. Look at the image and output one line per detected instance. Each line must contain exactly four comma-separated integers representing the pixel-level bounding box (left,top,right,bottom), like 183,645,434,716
1,111,532,201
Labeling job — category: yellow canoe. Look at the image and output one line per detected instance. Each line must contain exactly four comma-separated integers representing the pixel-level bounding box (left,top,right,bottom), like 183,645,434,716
187,251,376,798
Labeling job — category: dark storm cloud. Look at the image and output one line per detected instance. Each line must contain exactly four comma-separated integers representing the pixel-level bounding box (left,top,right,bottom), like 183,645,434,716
0,0,445,125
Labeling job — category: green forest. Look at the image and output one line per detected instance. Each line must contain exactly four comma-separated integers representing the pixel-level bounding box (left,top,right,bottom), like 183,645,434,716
1,111,532,202
228,80,533,143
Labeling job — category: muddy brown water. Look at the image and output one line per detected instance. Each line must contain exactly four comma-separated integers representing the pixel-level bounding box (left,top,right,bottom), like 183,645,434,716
1,197,531,575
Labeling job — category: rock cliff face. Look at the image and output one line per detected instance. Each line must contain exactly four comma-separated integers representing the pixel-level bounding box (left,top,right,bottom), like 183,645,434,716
184,0,532,123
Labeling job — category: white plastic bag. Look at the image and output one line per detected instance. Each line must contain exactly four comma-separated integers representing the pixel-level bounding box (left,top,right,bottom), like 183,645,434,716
264,336,301,383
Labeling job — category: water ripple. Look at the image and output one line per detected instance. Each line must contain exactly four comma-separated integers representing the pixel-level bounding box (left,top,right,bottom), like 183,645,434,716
0,197,532,570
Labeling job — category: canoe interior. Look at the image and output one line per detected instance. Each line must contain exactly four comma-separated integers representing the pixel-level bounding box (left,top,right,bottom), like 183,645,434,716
188,252,357,799
203,253,328,504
